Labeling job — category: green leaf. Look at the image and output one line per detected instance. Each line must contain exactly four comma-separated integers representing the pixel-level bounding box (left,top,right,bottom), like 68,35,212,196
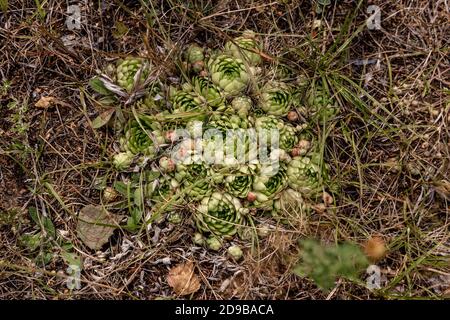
91,108,115,129
98,96,117,106
29,207,56,238
43,217,56,238
89,77,112,95
29,207,40,225
19,233,41,252
113,181,130,197
126,207,143,232
61,247,83,269
293,239,369,291
112,21,129,39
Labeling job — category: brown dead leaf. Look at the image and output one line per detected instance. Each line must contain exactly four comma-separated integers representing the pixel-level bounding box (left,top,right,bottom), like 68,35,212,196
35,96,56,108
91,108,115,129
77,205,122,250
167,261,201,296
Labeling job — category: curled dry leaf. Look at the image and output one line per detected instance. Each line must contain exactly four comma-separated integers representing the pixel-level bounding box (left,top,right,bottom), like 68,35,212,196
35,96,56,108
91,108,115,129
77,205,122,250
167,261,201,296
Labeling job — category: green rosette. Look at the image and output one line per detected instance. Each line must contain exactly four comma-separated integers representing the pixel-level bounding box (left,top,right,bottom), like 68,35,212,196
306,82,339,123
254,115,284,146
185,44,205,72
258,81,292,116
113,151,134,171
195,192,247,238
171,90,204,113
286,152,329,198
175,159,212,200
116,57,150,92
224,30,262,65
120,117,164,157
205,114,254,166
251,162,288,203
170,90,207,123
207,54,250,95
225,165,256,198
279,123,299,152
231,96,252,117
191,76,225,110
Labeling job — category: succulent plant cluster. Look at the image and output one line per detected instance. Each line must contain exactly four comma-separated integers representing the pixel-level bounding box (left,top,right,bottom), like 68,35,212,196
95,30,337,252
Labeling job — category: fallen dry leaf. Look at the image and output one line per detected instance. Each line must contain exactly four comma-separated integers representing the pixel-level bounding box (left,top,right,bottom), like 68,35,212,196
91,108,115,129
77,205,122,250
167,261,201,296
35,96,56,108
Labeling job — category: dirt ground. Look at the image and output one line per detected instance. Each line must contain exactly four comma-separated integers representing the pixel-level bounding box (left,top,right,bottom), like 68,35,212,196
0,0,448,299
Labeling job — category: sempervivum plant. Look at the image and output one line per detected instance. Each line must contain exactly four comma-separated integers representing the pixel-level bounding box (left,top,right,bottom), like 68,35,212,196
225,165,256,198
251,162,288,204
254,115,283,131
120,117,164,157
116,57,150,92
175,160,212,200
195,192,247,238
171,90,205,113
224,30,262,65
272,188,310,224
206,114,255,166
254,115,284,146
190,76,225,110
134,171,179,205
208,113,251,132
134,83,164,113
287,152,329,198
170,90,207,123
258,81,292,116
279,123,300,152
104,29,340,253
207,54,250,95
231,96,252,117
307,82,339,123
185,44,205,73
113,151,134,171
